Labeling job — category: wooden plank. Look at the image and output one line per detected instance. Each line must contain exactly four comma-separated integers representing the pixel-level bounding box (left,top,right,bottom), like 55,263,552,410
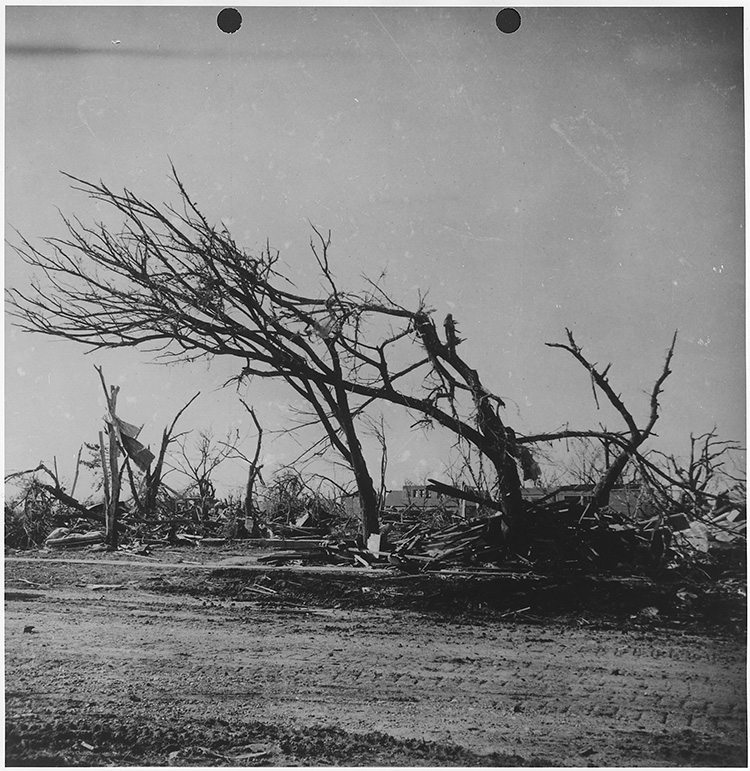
244,538,329,549
47,532,105,549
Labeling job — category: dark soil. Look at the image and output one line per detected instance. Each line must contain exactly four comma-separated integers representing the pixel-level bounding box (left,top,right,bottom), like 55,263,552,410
159,566,747,635
5,710,531,767
5,547,747,767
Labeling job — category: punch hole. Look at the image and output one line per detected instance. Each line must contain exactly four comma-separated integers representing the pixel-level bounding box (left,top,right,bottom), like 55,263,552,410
496,8,521,34
217,8,242,34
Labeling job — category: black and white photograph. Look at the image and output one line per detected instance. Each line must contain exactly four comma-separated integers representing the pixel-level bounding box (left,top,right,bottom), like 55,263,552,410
5,5,746,766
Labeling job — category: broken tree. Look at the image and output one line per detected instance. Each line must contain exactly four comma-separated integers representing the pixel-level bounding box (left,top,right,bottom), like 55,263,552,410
95,366,122,549
8,168,687,548
225,399,265,537
95,366,158,548
7,171,526,539
542,329,677,510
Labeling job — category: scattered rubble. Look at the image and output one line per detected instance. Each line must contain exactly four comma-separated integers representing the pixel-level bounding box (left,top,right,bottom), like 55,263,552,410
6,464,745,601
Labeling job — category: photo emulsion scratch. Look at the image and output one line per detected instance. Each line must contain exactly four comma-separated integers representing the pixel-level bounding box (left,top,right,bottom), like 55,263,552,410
4,6,746,767
551,112,631,192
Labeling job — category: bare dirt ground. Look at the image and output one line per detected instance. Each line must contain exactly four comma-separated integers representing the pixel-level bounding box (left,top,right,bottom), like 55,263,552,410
5,544,747,767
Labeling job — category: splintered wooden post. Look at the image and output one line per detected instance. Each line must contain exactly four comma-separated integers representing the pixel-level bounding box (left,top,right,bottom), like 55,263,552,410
98,430,111,528
107,385,120,549
95,365,121,550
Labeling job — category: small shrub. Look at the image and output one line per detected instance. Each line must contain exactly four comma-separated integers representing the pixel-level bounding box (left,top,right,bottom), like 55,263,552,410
4,481,57,548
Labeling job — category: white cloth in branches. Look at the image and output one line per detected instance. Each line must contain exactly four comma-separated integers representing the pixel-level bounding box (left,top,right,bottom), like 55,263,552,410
104,414,155,471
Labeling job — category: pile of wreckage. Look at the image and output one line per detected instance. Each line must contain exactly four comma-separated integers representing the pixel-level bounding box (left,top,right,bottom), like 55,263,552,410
34,477,745,577
37,490,339,552
255,480,746,575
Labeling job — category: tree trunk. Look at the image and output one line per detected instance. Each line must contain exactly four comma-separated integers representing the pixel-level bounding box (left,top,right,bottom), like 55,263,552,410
352,450,381,538
411,312,525,535
244,466,261,538
484,430,527,552
319,342,381,539
489,450,524,520
332,383,380,538
591,446,633,510
470,388,525,525
342,426,381,538
95,368,121,550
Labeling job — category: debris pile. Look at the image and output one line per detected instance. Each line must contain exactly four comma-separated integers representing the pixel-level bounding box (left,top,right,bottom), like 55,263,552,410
388,517,506,572
385,495,746,575
265,509,335,541
5,445,744,587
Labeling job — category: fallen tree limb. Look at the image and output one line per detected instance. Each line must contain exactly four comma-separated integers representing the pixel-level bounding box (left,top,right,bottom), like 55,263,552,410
425,478,503,512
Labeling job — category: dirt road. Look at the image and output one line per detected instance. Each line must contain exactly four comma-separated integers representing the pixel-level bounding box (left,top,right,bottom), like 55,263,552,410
5,551,747,766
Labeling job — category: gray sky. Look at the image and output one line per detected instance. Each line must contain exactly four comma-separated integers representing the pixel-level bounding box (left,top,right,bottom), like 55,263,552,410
5,6,745,496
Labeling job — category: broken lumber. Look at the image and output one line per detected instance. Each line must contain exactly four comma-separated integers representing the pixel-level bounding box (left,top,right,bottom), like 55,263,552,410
46,531,105,549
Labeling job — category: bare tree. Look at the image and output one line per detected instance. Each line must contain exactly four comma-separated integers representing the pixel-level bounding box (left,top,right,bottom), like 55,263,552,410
8,172,392,536
7,169,690,550
5,458,103,524
138,392,201,516
542,329,677,509
94,366,125,548
222,399,264,537
359,412,389,513
6,169,533,539
532,435,620,488
634,429,746,521
169,429,239,521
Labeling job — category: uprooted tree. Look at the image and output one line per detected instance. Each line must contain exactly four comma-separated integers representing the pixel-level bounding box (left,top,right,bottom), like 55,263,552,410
8,167,683,546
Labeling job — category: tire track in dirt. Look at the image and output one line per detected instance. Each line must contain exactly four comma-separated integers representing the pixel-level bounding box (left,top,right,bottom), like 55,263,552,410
5,557,747,766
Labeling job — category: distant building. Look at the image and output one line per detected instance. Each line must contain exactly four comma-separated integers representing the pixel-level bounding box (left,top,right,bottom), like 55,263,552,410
522,482,653,517
383,483,479,517
343,481,651,520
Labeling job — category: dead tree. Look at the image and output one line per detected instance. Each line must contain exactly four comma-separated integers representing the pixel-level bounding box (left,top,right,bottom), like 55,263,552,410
11,170,691,548
224,399,265,537
169,430,236,518
139,392,200,516
7,169,537,539
409,310,524,527
7,172,388,537
5,459,110,527
632,429,745,519
545,329,677,510
362,413,389,514
94,366,123,548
